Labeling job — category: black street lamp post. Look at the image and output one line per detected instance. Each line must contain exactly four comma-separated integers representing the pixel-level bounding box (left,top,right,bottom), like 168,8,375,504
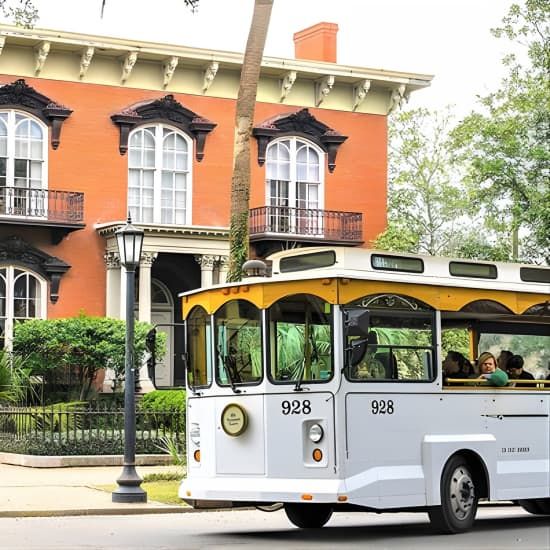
112,215,147,503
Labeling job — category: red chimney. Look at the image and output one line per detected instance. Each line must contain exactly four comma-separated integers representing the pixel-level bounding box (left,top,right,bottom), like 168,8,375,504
293,22,338,63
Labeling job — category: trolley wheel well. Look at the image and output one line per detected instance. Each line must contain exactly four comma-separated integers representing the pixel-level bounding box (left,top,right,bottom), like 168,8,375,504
449,449,489,500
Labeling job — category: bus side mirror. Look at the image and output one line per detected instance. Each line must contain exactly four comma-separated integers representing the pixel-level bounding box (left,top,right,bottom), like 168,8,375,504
345,310,370,338
145,328,156,385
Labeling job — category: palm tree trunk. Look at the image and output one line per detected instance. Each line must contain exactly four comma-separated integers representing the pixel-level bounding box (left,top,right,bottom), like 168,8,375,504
227,0,273,282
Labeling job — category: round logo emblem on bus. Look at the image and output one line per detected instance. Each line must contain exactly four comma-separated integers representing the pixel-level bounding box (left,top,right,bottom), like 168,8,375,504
221,403,248,437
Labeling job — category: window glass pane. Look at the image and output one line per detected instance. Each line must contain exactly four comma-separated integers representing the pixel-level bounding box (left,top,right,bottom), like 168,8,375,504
14,159,28,179
144,148,155,167
269,294,332,383
187,307,212,387
30,161,42,181
15,139,28,158
215,300,262,385
344,308,434,382
30,140,42,160
0,136,6,157
129,149,141,167
143,129,155,148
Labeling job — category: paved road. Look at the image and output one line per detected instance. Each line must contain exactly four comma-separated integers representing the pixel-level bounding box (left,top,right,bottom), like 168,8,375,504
0,505,548,549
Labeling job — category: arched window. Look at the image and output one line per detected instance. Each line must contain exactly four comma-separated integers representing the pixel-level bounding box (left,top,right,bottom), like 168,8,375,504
0,111,47,217
0,266,46,349
266,137,324,234
128,124,192,225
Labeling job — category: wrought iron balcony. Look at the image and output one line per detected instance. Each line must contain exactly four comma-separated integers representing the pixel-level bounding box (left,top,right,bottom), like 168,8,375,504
249,206,363,245
0,186,85,243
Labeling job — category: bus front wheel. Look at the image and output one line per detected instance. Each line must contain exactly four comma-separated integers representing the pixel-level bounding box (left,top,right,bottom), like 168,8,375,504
428,455,479,534
284,503,333,528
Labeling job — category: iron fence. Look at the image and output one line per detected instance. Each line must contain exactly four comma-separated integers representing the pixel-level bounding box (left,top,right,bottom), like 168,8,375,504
0,187,84,223
249,205,363,242
0,404,183,450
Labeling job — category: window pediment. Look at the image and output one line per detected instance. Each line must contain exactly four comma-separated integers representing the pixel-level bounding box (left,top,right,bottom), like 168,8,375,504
253,108,348,173
0,236,70,303
0,79,72,149
111,95,216,161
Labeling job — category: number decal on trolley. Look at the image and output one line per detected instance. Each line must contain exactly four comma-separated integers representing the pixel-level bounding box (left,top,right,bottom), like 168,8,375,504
281,399,311,415
371,399,394,415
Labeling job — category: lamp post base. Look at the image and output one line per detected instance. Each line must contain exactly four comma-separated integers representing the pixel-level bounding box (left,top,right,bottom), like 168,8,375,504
112,465,147,503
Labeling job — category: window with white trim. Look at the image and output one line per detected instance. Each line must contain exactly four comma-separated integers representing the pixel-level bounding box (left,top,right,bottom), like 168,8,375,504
0,267,46,349
0,111,47,218
265,137,324,235
128,124,192,225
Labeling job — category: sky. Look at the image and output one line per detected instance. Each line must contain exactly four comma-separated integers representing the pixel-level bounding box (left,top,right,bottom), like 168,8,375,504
3,0,520,116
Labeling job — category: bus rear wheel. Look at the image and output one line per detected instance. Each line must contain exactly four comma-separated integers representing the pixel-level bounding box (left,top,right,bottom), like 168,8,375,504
518,499,550,515
428,455,478,534
284,503,333,528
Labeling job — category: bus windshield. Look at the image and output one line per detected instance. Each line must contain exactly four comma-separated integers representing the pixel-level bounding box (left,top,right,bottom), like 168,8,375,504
268,294,333,384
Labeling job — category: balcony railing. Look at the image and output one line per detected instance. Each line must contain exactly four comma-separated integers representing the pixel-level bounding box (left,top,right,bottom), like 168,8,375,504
249,206,363,243
0,186,84,224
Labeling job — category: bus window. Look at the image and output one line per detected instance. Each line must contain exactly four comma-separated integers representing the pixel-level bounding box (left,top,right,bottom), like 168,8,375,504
268,294,333,384
214,300,262,386
478,332,550,380
344,294,435,382
186,306,212,388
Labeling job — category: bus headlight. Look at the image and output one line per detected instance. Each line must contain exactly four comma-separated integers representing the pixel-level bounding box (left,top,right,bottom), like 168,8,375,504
190,423,200,447
308,423,324,443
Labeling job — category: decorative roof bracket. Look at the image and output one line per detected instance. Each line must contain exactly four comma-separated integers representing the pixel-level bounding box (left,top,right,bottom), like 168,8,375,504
35,41,50,75
388,84,409,113
163,56,179,87
202,61,219,93
315,75,334,107
79,46,94,79
352,79,371,111
280,70,297,102
121,51,138,83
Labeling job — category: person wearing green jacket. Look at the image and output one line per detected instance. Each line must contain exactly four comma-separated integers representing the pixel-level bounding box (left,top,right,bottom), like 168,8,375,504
477,351,509,386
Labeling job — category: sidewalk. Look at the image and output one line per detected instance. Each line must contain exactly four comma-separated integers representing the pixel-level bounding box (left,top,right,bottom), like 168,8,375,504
0,463,193,518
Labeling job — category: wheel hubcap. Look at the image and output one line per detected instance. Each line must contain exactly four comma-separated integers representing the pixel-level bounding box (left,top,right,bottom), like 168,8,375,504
449,466,475,520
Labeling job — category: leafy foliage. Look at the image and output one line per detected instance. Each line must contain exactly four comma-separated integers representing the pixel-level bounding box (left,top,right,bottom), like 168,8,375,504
12,314,164,400
0,0,37,27
0,350,34,405
375,107,477,257
450,0,550,263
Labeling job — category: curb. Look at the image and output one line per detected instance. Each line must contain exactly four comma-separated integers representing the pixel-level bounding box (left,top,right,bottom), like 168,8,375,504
0,453,173,468
0,506,247,518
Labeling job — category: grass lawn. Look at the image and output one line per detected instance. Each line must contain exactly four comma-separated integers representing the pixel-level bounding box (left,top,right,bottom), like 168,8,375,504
96,480,186,506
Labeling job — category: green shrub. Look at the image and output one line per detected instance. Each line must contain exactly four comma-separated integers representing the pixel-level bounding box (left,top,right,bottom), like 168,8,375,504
139,390,186,433
0,433,175,456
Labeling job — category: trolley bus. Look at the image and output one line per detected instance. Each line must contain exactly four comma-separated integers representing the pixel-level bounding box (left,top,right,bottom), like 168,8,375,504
150,246,550,533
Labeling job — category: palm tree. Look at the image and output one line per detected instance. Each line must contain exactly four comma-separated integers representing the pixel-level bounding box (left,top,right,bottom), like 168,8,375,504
227,0,274,281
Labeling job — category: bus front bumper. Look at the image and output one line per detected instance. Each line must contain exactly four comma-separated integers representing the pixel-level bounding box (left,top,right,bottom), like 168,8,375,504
180,477,347,507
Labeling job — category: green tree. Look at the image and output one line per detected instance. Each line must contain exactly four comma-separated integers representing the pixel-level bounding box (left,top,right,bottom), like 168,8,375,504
375,107,476,256
227,0,274,281
0,0,37,26
12,315,164,400
451,0,549,263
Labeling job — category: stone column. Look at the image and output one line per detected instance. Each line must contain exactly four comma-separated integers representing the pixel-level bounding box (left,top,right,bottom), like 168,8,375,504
194,254,216,288
103,251,120,393
138,252,158,323
104,251,121,319
218,255,229,284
